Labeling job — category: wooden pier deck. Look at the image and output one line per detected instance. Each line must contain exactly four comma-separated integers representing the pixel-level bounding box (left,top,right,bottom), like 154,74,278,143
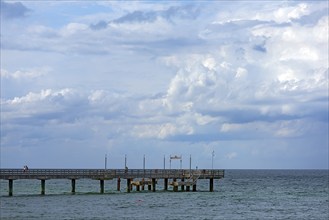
0,169,224,196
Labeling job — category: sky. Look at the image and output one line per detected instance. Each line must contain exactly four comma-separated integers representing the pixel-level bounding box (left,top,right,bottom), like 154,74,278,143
0,0,328,169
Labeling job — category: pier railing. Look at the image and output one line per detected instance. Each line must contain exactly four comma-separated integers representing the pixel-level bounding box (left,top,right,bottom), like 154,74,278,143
0,169,224,180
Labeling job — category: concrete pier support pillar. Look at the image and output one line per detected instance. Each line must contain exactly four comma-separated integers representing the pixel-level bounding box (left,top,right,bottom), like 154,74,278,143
117,177,121,191
100,180,104,194
173,178,178,192
127,179,131,193
209,178,214,192
181,178,185,191
192,184,197,192
152,178,156,192
41,179,46,195
71,179,76,193
148,184,152,191
8,179,13,196
186,185,190,192
136,184,140,191
164,178,168,191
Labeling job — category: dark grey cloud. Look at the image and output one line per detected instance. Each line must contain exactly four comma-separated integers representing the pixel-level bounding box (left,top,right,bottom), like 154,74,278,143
114,10,157,23
253,44,267,53
0,1,30,19
90,5,200,30
113,4,200,24
90,4,200,30
90,20,108,30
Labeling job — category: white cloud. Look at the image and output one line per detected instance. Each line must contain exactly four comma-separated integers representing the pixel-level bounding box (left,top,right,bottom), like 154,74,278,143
273,3,309,23
1,1,328,169
132,123,192,139
60,22,89,36
1,67,51,80
225,152,237,160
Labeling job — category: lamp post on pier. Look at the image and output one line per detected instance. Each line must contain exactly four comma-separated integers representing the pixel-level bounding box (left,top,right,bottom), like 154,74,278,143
189,154,192,173
180,155,182,170
105,154,107,170
212,150,215,170
143,155,145,170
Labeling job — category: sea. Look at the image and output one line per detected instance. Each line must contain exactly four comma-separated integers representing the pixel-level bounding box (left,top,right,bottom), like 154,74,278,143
0,169,328,219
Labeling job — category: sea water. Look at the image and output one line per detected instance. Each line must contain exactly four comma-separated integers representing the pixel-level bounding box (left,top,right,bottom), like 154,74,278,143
0,170,328,219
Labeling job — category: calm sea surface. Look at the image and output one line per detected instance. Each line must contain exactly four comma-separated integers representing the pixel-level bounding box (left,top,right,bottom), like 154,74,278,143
0,170,328,219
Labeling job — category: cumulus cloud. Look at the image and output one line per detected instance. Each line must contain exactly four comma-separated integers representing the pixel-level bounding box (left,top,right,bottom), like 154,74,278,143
1,1,328,168
1,67,51,80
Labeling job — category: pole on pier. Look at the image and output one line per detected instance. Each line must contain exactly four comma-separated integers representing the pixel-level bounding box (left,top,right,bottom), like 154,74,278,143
209,178,214,192
180,155,182,169
143,155,145,171
71,179,76,193
100,180,104,194
8,179,13,196
41,179,46,195
125,154,127,169
105,154,107,170
189,155,192,173
170,155,171,169
164,155,166,169
212,150,215,170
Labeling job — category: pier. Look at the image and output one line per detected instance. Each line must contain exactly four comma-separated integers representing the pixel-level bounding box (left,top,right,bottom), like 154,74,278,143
0,169,224,196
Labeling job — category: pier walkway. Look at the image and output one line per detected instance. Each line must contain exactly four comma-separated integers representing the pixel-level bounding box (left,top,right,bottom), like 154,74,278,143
0,169,224,196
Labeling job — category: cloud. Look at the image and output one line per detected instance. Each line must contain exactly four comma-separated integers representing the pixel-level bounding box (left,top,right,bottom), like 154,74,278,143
225,152,237,160
0,1,31,19
90,20,108,30
113,5,200,24
1,1,328,169
1,67,50,80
